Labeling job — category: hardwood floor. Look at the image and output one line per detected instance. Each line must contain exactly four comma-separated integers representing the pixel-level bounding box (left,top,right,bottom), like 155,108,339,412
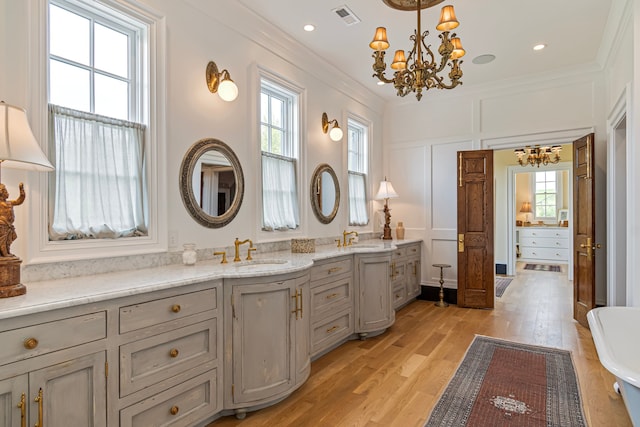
209,264,632,426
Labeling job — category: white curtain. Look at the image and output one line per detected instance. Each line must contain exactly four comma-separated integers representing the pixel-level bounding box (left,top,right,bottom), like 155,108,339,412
201,169,219,216
48,104,147,240
262,152,299,230
348,171,369,226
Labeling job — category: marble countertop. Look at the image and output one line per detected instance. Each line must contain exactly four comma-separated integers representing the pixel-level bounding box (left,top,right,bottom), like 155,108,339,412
0,239,421,320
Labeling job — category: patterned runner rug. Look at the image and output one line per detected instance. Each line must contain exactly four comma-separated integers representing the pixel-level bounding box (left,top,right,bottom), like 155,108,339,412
495,277,513,298
425,336,586,427
524,263,561,272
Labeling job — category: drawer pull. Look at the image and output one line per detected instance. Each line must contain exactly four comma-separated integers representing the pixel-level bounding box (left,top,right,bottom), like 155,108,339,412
169,348,179,358
326,325,339,333
23,338,38,350
326,293,339,300
171,304,181,313
328,267,342,274
170,405,180,415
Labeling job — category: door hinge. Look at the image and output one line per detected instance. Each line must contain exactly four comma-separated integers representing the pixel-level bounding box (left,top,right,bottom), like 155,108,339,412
458,153,463,187
105,361,109,378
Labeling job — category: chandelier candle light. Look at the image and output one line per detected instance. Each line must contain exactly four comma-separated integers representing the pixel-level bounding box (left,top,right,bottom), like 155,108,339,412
514,145,562,167
370,0,465,100
375,177,399,240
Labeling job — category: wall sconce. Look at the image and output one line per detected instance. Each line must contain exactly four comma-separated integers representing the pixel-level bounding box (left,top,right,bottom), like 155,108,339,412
322,112,343,142
206,60,238,102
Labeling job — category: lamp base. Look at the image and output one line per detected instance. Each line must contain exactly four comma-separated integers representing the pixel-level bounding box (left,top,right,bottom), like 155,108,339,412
0,257,25,298
382,225,393,240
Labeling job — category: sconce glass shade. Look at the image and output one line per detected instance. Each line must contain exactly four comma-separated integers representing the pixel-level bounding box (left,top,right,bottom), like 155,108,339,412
0,102,54,171
450,37,466,59
329,125,343,142
391,50,407,70
369,27,390,51
218,78,238,102
322,112,343,142
375,179,399,200
436,5,459,31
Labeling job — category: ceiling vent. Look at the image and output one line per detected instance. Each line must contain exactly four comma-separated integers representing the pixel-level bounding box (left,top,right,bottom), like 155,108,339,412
332,5,361,26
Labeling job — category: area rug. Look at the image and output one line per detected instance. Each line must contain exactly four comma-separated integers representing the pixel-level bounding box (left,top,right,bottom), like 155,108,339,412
495,277,513,298
524,263,561,272
425,336,586,427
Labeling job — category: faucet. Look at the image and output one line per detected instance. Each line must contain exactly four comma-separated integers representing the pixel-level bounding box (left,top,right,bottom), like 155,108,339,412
343,230,358,247
234,238,254,262
213,251,228,264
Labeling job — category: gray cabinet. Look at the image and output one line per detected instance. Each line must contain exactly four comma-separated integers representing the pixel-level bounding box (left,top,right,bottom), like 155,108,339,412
224,273,310,416
356,253,394,337
391,242,422,309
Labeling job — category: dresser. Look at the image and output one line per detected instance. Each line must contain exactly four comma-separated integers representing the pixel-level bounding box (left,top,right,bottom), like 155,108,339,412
517,227,569,263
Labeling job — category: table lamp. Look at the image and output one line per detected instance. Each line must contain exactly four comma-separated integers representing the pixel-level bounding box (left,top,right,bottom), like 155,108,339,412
520,201,532,226
375,177,398,240
0,102,54,298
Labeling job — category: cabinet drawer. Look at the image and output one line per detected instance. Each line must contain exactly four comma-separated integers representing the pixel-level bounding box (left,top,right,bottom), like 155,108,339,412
0,312,106,365
405,244,421,257
120,370,218,427
520,236,568,249
311,311,353,355
392,285,407,309
521,247,568,261
120,288,217,334
519,228,568,239
310,276,352,318
391,247,406,260
310,258,352,282
120,319,217,397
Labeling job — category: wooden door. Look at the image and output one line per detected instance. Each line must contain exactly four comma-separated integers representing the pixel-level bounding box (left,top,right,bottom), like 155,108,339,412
457,150,494,308
573,133,598,328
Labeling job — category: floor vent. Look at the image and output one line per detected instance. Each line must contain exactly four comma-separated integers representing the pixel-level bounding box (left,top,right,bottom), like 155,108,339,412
332,5,361,26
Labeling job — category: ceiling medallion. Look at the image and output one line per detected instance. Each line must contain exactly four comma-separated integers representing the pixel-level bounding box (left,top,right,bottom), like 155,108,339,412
370,0,464,100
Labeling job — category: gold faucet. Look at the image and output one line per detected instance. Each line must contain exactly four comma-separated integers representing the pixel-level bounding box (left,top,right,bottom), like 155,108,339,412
343,230,358,247
213,251,228,264
234,238,254,262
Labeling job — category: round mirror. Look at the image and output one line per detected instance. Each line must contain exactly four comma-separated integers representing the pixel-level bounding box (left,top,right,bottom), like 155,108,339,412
179,138,244,228
310,163,340,224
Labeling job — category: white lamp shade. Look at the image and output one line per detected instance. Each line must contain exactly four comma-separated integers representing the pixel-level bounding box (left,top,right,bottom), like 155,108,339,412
217,79,238,102
0,102,54,171
375,179,399,200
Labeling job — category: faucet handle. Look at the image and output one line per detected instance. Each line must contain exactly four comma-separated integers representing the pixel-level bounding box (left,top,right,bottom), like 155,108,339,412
335,239,342,248
348,237,355,246
213,251,227,264
247,247,257,261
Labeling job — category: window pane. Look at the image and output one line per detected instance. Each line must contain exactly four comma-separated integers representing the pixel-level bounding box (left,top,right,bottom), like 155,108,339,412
95,23,129,78
270,97,284,128
270,129,283,155
261,124,269,151
50,59,90,111
49,4,90,65
95,74,129,120
260,93,269,123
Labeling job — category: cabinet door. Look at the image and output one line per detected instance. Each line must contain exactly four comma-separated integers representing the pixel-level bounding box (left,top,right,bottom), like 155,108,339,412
294,277,310,383
28,351,106,427
406,258,421,299
231,280,296,404
357,254,394,333
0,375,28,427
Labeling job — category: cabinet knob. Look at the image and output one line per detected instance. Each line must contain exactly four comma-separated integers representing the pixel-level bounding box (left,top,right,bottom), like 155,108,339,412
170,405,179,415
23,338,38,350
171,304,181,313
169,348,179,358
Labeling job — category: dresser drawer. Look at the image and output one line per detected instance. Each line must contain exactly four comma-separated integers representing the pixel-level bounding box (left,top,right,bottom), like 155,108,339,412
310,258,352,282
404,244,421,257
520,236,568,249
120,319,217,397
311,310,353,355
120,288,217,334
521,247,568,261
310,276,353,318
520,228,568,239
391,247,406,260
0,312,106,365
120,370,218,427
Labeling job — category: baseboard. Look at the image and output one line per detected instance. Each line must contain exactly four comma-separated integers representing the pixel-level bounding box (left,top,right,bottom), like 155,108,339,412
418,285,457,305
495,263,507,275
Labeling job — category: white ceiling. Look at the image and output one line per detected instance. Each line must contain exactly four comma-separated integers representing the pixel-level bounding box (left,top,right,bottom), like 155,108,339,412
237,0,617,103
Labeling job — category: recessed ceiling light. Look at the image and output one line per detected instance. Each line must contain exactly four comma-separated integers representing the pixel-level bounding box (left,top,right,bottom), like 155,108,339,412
533,43,546,51
472,54,496,65
303,24,315,32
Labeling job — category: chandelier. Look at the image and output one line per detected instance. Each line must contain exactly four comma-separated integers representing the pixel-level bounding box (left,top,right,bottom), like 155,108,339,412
369,0,465,101
514,146,562,167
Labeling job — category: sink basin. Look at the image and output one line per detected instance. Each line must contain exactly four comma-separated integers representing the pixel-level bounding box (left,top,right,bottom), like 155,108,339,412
234,259,289,269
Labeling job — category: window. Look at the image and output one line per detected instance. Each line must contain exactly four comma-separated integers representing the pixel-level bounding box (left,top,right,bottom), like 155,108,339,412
260,78,300,231
347,118,369,226
48,0,148,240
533,171,558,219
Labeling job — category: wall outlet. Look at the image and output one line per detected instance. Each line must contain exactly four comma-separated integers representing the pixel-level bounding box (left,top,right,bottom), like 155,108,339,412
168,231,178,248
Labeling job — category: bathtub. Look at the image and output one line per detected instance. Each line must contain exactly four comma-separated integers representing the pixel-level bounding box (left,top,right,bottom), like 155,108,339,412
587,307,640,426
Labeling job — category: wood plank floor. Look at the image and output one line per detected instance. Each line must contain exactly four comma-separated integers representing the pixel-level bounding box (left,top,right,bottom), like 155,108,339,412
209,263,632,427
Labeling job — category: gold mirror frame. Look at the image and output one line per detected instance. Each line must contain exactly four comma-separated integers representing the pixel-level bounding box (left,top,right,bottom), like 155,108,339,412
310,163,340,224
179,138,244,228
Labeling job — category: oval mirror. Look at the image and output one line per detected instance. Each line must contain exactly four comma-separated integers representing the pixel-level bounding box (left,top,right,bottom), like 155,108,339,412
310,163,340,224
179,138,244,228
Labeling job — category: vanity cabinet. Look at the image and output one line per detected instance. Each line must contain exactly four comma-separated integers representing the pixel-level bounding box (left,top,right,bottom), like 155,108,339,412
223,272,310,415
391,242,422,309
309,256,354,357
117,282,222,427
518,227,569,263
0,309,107,427
355,253,394,337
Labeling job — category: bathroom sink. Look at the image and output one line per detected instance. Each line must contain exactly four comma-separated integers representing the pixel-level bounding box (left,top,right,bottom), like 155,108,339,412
234,259,289,269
